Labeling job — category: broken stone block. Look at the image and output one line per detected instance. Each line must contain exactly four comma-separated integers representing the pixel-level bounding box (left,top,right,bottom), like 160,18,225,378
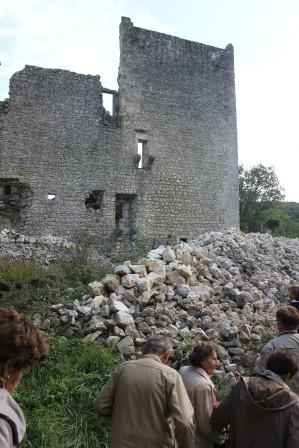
100,305,111,318
83,331,102,343
117,336,135,354
110,300,129,313
176,264,193,279
121,274,140,289
137,291,152,305
147,271,165,286
77,305,91,315
130,264,147,276
91,295,107,314
115,285,136,302
102,274,120,292
106,336,121,348
88,316,107,332
114,264,131,276
88,281,105,297
166,270,186,285
177,252,193,265
114,326,126,337
147,245,166,259
142,259,166,276
125,326,140,339
136,276,153,292
114,310,135,328
163,246,176,263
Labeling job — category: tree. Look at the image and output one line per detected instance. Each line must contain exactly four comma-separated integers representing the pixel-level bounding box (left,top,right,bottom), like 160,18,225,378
239,164,285,232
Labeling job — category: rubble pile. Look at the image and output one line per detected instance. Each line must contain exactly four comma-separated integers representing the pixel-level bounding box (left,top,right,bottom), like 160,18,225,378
41,230,299,382
0,228,76,264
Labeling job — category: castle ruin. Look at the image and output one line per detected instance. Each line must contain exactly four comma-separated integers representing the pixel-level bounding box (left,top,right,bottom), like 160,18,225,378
0,17,239,252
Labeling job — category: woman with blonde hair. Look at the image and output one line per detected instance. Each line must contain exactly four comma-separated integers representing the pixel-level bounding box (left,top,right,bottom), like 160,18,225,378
0,308,48,447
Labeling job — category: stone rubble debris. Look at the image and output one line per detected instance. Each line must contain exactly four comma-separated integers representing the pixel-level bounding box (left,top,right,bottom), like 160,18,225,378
9,228,299,383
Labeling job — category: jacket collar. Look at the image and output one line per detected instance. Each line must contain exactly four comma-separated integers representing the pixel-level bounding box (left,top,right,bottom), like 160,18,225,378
192,366,214,385
278,330,298,336
262,370,286,386
143,354,163,363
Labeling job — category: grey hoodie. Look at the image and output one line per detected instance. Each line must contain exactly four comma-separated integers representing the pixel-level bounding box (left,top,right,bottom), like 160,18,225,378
0,389,26,447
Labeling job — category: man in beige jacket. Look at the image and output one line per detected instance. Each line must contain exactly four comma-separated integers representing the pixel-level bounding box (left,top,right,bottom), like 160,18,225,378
94,335,194,448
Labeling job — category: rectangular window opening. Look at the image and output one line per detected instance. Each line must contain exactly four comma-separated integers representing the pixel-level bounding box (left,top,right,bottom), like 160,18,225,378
102,92,113,115
4,185,11,196
115,194,137,236
137,139,148,169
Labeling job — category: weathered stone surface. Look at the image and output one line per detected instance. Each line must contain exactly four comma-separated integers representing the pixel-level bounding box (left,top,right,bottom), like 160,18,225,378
176,265,193,279
110,300,129,313
83,331,102,342
0,16,239,254
91,295,107,314
121,274,140,289
88,281,105,297
130,265,147,276
163,247,176,263
42,229,299,386
136,277,153,292
114,264,131,276
117,336,135,354
102,275,120,292
114,311,135,328
106,336,121,347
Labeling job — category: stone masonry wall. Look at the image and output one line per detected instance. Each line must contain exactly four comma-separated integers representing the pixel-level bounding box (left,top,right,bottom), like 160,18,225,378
0,17,239,253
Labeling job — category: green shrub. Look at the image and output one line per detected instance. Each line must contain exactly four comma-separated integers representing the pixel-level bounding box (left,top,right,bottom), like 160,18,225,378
15,337,122,448
212,375,231,400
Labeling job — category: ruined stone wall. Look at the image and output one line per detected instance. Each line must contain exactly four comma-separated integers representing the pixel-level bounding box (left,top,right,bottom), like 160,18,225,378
0,66,123,246
0,17,239,252
118,18,239,242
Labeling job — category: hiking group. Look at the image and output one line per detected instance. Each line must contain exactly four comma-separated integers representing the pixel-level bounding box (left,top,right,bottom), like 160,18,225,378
1,286,299,447
95,286,299,448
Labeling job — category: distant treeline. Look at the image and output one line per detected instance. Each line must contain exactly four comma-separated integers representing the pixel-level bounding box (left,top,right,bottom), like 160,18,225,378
239,165,299,238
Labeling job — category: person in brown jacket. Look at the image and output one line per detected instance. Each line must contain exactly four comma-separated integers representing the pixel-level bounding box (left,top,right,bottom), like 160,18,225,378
94,335,194,448
211,349,299,448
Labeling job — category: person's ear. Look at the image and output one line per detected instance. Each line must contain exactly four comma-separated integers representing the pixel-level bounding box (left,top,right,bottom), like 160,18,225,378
282,373,293,384
160,351,170,364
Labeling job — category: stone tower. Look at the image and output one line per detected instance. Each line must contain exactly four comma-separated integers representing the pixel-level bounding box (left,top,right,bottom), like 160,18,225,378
0,17,239,252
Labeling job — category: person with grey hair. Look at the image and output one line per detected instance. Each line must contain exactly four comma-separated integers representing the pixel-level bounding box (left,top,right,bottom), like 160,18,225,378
255,305,299,395
94,334,194,448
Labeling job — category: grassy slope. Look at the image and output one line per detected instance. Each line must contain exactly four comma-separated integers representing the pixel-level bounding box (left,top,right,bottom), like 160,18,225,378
0,258,235,447
15,338,122,448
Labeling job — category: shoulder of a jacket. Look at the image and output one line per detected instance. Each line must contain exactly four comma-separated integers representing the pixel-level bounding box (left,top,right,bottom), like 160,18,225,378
193,378,212,392
0,416,14,445
120,358,176,373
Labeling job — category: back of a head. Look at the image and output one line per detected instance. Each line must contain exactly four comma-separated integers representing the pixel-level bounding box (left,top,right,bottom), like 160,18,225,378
276,305,299,330
266,349,298,378
189,342,215,368
0,308,48,373
288,285,299,300
142,335,172,356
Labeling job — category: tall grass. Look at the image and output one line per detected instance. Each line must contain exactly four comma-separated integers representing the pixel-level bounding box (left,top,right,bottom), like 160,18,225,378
0,257,108,316
14,338,122,448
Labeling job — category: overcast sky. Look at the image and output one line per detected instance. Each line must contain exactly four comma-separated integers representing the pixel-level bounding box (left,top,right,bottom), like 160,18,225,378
0,0,298,202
